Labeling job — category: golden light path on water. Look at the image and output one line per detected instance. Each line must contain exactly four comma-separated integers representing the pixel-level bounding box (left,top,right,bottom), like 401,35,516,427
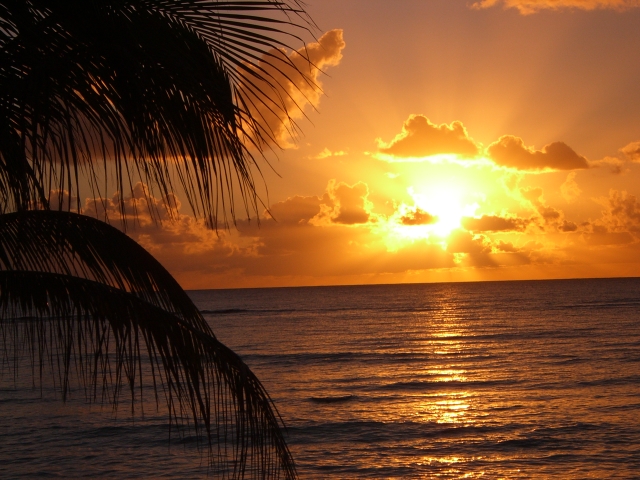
400,293,481,476
3,280,638,478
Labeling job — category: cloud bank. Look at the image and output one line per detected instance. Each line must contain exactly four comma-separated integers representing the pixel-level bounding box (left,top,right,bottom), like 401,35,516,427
65,174,640,289
377,114,590,172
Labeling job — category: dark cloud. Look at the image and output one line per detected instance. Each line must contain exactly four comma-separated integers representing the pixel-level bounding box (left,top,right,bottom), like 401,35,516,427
495,241,519,253
537,205,561,222
490,241,535,266
447,230,491,255
487,135,589,171
266,195,321,224
400,208,437,226
378,115,480,158
559,220,578,232
462,214,529,232
447,230,496,267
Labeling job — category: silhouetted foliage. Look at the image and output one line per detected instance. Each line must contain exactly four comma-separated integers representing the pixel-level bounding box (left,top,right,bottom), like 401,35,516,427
0,1,316,477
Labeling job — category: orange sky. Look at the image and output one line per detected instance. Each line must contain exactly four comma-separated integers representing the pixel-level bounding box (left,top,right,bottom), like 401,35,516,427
79,1,640,289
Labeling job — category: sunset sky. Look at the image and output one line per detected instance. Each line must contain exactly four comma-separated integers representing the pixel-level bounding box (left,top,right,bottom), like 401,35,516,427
95,0,640,289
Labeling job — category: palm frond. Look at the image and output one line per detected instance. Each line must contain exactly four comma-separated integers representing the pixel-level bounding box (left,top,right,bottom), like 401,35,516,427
0,0,316,226
0,209,205,325
0,210,296,479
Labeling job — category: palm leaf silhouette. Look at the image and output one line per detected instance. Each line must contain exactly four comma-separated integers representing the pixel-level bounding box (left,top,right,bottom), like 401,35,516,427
0,1,319,477
0,0,314,225
1,210,296,478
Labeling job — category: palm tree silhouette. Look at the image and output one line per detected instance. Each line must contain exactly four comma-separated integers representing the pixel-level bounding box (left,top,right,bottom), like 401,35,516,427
0,1,315,477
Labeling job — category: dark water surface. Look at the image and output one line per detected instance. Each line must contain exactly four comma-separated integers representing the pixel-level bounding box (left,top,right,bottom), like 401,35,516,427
2,278,640,478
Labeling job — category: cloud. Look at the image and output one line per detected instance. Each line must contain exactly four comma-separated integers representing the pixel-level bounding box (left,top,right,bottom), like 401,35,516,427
47,189,80,212
82,182,182,227
595,190,640,234
266,180,374,226
399,208,437,226
314,147,348,159
537,204,561,222
79,183,252,265
242,29,345,147
266,195,322,224
592,156,626,174
621,141,640,162
72,178,640,290
585,231,634,245
589,140,640,174
447,230,491,255
462,214,530,232
495,240,519,253
491,240,549,266
560,172,582,202
447,230,496,267
471,0,640,14
561,220,579,232
377,115,480,159
487,136,589,171
315,180,373,225
376,116,592,173
518,186,583,233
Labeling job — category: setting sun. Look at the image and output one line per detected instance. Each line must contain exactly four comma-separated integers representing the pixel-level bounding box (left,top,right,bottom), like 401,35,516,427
383,185,479,251
410,186,478,238
3,1,640,479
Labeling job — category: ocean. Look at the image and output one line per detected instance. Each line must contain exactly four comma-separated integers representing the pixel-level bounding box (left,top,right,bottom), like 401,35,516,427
1,278,640,478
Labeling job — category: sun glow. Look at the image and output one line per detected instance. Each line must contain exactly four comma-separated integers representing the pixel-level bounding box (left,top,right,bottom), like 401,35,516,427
389,186,478,244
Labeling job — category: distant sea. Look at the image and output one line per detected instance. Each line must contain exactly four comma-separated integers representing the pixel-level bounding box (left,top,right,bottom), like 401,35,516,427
2,278,640,478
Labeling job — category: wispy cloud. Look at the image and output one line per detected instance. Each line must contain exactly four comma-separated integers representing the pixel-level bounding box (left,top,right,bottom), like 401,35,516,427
314,147,348,159
471,0,640,14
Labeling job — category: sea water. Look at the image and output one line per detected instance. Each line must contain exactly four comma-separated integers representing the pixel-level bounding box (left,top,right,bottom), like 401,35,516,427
1,278,640,478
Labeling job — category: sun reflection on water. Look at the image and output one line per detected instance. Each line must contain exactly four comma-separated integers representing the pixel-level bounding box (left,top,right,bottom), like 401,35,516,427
410,392,472,424
412,293,478,427
425,369,467,381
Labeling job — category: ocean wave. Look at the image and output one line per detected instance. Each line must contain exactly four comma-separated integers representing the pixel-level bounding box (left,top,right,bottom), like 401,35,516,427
374,379,516,392
199,307,297,315
554,300,640,310
287,420,510,444
309,394,356,404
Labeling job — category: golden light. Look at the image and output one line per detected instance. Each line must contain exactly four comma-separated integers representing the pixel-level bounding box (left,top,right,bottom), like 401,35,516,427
384,186,478,248
413,186,477,237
